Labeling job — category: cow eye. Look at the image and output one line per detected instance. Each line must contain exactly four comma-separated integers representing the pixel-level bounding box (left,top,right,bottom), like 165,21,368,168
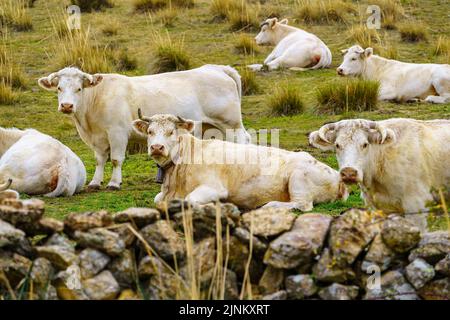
362,142,369,149
147,130,154,136
351,58,357,61
77,88,82,92
57,87,61,91
335,143,341,149
167,130,174,136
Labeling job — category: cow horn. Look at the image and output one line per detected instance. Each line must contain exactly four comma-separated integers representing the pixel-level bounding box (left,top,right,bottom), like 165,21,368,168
176,115,186,123
318,123,336,144
366,121,387,143
137,108,151,122
0,179,12,192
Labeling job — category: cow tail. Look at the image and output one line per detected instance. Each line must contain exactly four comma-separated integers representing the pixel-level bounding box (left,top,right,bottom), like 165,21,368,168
221,65,242,100
44,155,71,198
310,45,332,70
0,177,12,191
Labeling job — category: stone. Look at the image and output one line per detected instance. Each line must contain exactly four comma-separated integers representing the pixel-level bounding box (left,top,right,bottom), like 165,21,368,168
82,270,120,300
241,207,295,237
35,245,78,270
30,257,54,286
139,220,185,261
0,219,25,248
409,231,450,264
108,249,136,288
114,207,160,228
156,199,190,216
0,198,44,227
64,210,113,232
435,254,450,276
285,274,318,299
264,214,332,269
138,255,170,279
381,215,421,253
0,252,32,286
233,227,268,255
259,266,285,294
37,285,58,300
45,233,74,251
262,290,287,300
20,217,64,236
361,234,394,272
147,267,186,300
329,209,383,267
173,202,241,240
364,270,419,300
405,258,435,289
225,236,264,283
112,223,136,247
74,228,126,256
312,248,355,283
223,269,239,300
319,283,359,300
418,278,450,300
118,289,141,300
79,248,111,279
55,264,89,300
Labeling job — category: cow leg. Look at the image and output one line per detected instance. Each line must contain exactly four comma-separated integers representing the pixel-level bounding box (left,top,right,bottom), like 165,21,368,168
88,149,108,190
185,184,228,205
378,85,398,101
106,131,128,190
426,71,450,104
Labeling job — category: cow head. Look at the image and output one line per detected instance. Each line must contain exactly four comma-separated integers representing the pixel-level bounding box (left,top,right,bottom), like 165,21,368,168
38,67,103,114
309,120,396,184
255,18,289,45
337,45,373,76
132,111,194,167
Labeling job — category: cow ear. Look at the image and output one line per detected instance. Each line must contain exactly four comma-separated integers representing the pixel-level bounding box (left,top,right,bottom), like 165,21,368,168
269,18,278,29
133,120,149,135
38,76,58,91
340,49,348,55
364,47,373,58
83,74,103,88
279,18,288,25
308,131,335,151
177,120,195,133
368,128,396,145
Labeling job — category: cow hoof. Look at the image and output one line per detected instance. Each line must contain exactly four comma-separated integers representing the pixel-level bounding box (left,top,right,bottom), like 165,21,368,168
86,184,101,192
106,185,121,191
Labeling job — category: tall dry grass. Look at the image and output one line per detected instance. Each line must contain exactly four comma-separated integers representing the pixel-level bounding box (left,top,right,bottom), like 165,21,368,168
296,0,356,25
399,22,428,42
346,25,381,48
149,32,191,74
434,36,450,56
72,0,114,12
268,84,305,116
234,33,258,55
134,0,194,13
0,0,33,31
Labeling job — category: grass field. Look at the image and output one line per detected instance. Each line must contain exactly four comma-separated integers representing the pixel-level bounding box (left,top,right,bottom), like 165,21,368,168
0,0,449,224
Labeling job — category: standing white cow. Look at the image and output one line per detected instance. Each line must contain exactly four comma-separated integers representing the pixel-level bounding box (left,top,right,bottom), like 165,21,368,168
249,18,332,71
0,127,86,197
38,65,251,190
132,113,348,211
337,45,450,103
309,118,450,213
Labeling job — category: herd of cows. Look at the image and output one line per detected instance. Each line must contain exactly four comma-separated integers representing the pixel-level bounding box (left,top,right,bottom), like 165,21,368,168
0,18,449,216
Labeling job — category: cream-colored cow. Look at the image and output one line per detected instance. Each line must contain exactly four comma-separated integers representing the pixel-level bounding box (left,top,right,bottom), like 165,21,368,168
249,18,332,71
337,45,450,103
132,113,348,211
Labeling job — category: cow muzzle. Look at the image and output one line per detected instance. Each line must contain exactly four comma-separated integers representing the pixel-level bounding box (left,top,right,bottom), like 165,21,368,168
60,103,74,114
336,67,345,76
150,144,166,157
340,167,359,184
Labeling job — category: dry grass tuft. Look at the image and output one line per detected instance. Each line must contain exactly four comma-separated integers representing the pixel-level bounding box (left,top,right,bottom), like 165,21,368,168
101,18,120,36
149,32,191,74
210,0,244,21
0,33,26,90
239,68,259,96
346,25,381,48
398,22,428,42
134,0,193,13
72,0,114,12
157,6,178,27
268,84,305,116
296,0,356,25
234,33,258,55
372,0,405,23
434,36,450,56
0,80,17,105
316,79,380,114
0,0,33,32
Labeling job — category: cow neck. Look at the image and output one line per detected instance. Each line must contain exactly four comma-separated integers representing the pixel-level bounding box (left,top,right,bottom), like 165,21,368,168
362,55,392,81
156,161,174,184
72,87,96,135
273,25,298,45
0,128,25,156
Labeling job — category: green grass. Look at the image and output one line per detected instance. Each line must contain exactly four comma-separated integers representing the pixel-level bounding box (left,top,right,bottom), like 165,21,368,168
0,0,449,228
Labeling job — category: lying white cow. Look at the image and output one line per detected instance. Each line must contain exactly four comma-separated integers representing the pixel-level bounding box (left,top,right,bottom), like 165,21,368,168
38,66,250,190
132,113,348,211
249,18,332,71
0,127,86,197
309,118,450,213
337,45,450,103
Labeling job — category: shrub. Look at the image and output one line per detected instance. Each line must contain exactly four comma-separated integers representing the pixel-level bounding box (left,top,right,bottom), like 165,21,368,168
0,0,33,32
346,25,381,48
316,79,380,114
0,80,17,105
399,22,428,42
234,33,258,55
383,13,397,30
149,33,191,74
296,0,356,24
239,68,259,96
72,0,114,12
268,84,305,116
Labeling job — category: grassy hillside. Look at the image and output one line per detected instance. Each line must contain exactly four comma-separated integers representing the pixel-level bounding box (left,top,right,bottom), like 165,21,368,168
0,0,449,224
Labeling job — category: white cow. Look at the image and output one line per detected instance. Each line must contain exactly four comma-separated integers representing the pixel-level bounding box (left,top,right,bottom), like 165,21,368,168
0,127,86,197
132,113,348,211
337,45,450,103
249,18,332,71
309,118,450,213
38,65,251,190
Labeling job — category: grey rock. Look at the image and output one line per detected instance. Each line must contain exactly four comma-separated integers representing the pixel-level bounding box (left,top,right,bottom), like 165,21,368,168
418,278,450,300
405,258,435,289
139,220,185,261
0,198,44,227
435,254,450,276
223,269,239,300
45,233,74,252
233,227,268,255
138,255,170,279
64,210,113,232
381,215,421,253
362,234,394,272
312,248,355,283
114,207,160,228
259,266,285,294
225,236,264,283
285,274,317,299
111,223,136,247
35,245,78,270
21,217,64,236
30,257,54,286
262,290,287,300
74,228,126,256
108,249,136,288
156,199,190,216
409,231,450,264
264,214,332,269
364,270,419,300
79,248,111,279
82,270,120,300
241,207,295,237
319,283,359,300
0,219,25,248
0,252,33,286
55,264,89,300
